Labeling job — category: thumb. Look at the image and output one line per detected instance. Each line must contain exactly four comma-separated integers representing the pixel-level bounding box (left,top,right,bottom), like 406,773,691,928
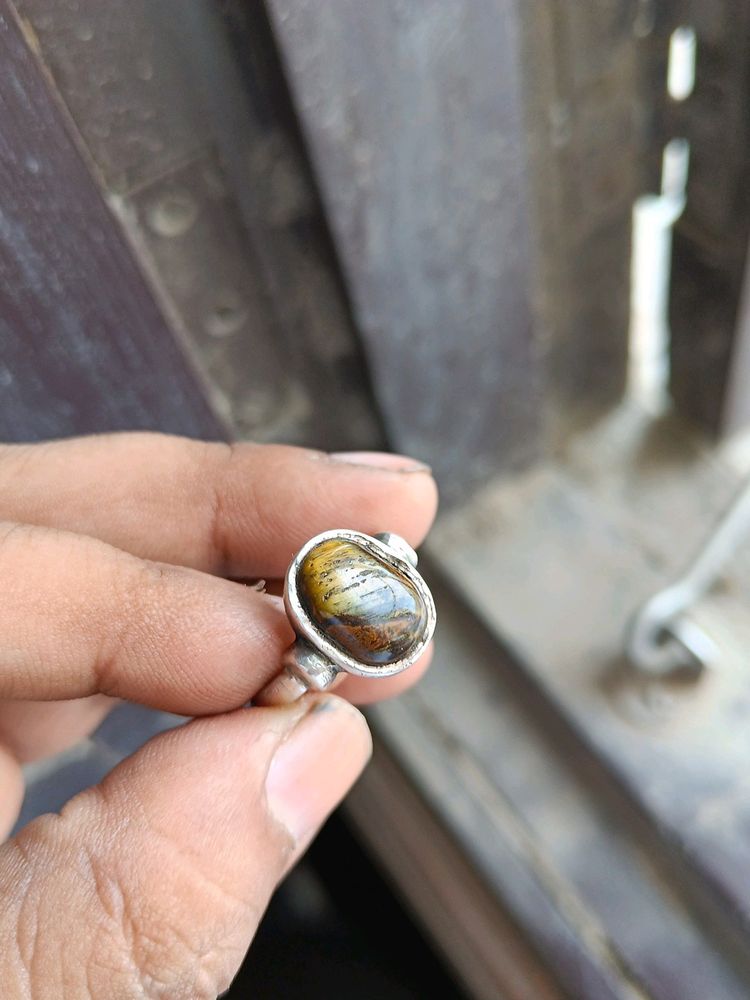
0,696,371,999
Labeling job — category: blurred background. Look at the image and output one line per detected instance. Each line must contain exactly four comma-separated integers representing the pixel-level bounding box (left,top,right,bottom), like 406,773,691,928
4,1,750,997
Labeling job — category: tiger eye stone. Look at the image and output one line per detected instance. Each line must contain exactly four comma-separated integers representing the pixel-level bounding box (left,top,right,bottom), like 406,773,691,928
297,538,427,665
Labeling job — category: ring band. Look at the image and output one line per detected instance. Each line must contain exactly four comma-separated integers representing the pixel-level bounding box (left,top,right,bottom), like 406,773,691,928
254,530,436,706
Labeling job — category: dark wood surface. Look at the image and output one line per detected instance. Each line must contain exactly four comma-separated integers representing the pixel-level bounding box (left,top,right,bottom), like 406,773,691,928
266,0,543,503
0,3,223,442
265,0,646,496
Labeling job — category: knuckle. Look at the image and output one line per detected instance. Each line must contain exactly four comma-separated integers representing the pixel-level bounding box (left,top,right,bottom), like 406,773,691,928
7,803,242,999
94,554,175,696
85,829,247,996
123,846,255,997
200,440,241,576
197,440,279,575
0,521,39,563
5,815,92,999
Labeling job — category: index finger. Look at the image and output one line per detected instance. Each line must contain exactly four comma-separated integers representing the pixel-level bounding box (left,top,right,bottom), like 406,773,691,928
0,521,432,715
0,435,438,577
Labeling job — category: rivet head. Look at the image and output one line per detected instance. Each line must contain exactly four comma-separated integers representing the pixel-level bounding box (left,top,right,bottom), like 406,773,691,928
147,192,198,238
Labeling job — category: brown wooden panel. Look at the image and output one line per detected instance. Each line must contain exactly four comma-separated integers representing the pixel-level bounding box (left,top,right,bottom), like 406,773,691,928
266,0,542,503
12,0,206,195
0,4,222,441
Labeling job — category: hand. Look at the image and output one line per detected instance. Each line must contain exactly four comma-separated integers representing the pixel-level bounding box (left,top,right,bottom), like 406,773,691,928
0,433,437,998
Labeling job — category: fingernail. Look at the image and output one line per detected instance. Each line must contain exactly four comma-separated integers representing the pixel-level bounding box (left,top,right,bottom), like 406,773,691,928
265,697,372,845
328,451,431,474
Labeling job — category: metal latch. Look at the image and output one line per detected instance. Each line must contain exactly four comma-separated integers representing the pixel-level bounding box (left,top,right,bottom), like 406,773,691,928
627,479,750,676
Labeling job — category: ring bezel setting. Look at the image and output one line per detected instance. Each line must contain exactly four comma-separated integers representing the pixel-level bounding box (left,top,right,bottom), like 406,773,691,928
284,528,436,679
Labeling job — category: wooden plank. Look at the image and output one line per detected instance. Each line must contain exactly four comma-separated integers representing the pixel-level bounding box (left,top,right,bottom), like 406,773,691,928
426,403,750,996
17,0,382,449
0,3,222,441
266,0,542,502
10,0,206,195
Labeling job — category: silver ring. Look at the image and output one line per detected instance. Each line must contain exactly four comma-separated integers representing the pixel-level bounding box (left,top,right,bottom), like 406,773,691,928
254,530,436,706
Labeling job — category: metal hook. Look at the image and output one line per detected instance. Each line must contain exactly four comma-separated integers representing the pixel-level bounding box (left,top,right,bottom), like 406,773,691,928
627,478,750,676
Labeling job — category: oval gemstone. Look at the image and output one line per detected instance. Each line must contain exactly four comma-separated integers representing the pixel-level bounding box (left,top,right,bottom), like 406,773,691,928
297,538,427,665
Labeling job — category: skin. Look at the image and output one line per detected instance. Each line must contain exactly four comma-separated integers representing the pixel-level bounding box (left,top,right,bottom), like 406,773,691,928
0,434,438,999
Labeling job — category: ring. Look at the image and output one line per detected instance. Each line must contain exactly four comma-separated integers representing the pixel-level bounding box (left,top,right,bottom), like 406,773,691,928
254,529,436,706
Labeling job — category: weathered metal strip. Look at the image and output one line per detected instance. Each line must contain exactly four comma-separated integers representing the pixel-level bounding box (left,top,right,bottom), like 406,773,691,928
15,0,381,449
266,0,542,502
0,3,223,441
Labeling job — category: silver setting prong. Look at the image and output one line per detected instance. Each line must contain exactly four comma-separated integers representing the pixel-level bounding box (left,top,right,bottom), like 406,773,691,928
373,531,419,568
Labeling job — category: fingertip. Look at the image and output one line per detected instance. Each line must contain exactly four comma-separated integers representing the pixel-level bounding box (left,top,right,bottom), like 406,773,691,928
339,464,438,550
402,470,439,547
327,451,431,474
301,446,439,549
265,694,371,849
